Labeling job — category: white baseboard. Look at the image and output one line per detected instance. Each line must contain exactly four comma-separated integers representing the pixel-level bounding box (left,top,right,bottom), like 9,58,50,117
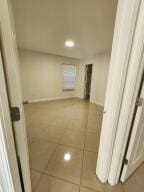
76,96,84,99
90,99,104,107
24,97,104,107
26,96,76,103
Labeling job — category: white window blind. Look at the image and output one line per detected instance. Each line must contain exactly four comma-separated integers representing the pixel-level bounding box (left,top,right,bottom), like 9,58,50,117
63,64,76,91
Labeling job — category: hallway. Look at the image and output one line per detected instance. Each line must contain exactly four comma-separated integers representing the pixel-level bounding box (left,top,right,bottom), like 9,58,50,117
24,98,124,192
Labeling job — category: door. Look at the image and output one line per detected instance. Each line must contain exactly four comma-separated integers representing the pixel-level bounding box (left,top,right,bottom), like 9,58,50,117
0,0,32,190
121,76,144,182
0,48,22,191
84,64,93,99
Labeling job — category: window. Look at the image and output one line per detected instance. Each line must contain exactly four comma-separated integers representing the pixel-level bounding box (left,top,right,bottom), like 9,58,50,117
63,64,76,91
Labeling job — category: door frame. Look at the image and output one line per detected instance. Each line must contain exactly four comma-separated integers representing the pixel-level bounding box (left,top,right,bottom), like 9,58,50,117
84,64,93,99
96,0,142,185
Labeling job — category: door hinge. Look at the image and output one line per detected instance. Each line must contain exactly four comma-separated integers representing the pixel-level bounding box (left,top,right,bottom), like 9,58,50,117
123,158,129,165
10,107,20,122
136,97,143,107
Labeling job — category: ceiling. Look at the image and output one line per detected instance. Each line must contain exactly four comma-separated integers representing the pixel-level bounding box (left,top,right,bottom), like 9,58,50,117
12,0,117,59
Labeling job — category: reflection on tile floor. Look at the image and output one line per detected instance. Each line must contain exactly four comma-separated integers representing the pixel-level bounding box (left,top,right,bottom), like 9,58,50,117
24,98,139,192
45,145,83,184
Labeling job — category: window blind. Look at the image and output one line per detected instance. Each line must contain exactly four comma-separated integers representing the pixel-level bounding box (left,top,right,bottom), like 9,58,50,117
63,64,76,91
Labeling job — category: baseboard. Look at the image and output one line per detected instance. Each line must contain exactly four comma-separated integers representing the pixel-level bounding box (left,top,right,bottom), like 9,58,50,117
76,96,84,99
90,99,104,108
26,96,76,103
24,97,104,107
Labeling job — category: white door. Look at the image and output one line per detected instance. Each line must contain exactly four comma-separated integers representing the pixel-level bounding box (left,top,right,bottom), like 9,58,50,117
121,77,144,182
0,48,22,191
0,0,32,191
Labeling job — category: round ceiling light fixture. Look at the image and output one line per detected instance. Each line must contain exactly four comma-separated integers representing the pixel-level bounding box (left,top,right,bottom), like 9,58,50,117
65,40,75,47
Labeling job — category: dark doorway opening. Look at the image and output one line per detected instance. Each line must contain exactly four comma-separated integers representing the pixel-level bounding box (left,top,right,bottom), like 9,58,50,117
84,64,93,100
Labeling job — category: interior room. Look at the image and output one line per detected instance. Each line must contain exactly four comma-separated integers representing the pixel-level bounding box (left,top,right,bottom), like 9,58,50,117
1,0,144,191
10,0,122,191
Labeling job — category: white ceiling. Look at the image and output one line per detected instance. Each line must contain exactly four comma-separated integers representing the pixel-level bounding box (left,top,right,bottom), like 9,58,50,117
12,0,117,59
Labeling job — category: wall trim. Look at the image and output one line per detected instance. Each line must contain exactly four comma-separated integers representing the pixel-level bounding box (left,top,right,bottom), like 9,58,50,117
90,99,104,108
26,97,104,108
26,96,77,103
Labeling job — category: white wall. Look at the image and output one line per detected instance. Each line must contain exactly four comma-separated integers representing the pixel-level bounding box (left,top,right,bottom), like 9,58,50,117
19,49,80,102
19,49,110,105
77,52,110,106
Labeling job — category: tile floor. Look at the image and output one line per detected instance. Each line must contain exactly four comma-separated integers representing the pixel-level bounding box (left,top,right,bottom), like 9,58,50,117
24,98,144,192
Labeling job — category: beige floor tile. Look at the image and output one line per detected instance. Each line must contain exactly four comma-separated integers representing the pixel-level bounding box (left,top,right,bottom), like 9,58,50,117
31,170,42,191
68,119,87,132
35,174,79,192
87,122,102,134
80,186,98,192
86,116,102,134
29,140,57,172
28,125,65,143
27,127,50,143
81,151,124,192
43,126,65,143
46,118,69,130
45,145,83,184
123,163,144,192
60,130,85,149
85,133,99,152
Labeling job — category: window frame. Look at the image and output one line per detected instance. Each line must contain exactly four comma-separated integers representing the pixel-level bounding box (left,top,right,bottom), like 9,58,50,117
62,64,77,91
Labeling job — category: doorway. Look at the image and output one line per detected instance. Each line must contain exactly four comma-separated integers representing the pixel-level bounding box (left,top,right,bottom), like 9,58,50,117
1,0,143,190
84,64,93,100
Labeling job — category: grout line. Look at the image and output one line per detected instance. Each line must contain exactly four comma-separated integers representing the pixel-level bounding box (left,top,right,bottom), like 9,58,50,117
30,138,98,153
43,143,59,171
84,149,98,154
41,126,68,173
31,168,81,188
30,169,44,192
32,142,58,191
79,106,89,192
80,185,101,192
29,129,100,153
43,172,80,187
30,168,44,174
30,134,65,191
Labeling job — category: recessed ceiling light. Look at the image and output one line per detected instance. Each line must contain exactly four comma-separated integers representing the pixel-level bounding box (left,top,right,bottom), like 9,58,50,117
65,40,75,47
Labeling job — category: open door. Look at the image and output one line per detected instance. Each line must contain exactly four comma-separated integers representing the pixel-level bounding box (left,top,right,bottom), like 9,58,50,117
0,33,31,191
0,0,32,191
121,75,144,182
0,46,22,192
